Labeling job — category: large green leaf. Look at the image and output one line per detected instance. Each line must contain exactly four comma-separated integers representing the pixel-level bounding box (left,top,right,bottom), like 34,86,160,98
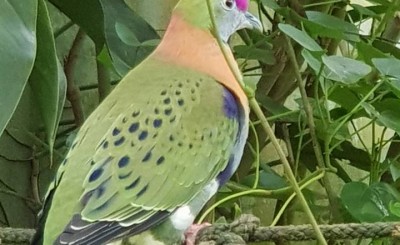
302,50,371,84
49,0,104,50
278,23,323,52
373,58,400,98
322,55,371,84
0,0,37,136
356,40,387,65
29,0,66,156
373,40,400,59
100,0,160,76
367,99,400,134
341,182,400,222
372,57,400,79
234,45,275,65
305,11,360,42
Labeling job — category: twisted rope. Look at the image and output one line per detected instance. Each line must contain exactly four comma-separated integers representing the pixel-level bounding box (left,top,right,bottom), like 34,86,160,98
1,215,400,244
196,215,400,244
0,228,35,245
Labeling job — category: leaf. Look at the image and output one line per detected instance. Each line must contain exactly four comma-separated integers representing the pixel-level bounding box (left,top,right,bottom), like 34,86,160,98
328,86,360,112
347,5,386,23
365,0,391,6
303,51,372,84
332,141,371,171
100,0,160,76
302,49,323,72
350,4,381,18
305,11,360,42
384,78,400,98
278,24,323,52
372,57,400,79
322,56,371,84
261,0,281,10
49,0,104,50
371,99,400,134
389,159,400,181
29,0,66,157
389,201,400,217
234,45,275,64
256,94,299,122
115,22,141,46
356,41,387,65
303,20,344,40
0,0,37,136
341,182,400,222
373,40,400,59
241,168,288,190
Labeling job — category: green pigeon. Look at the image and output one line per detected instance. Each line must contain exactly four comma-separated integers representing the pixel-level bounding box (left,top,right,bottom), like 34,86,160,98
32,0,261,244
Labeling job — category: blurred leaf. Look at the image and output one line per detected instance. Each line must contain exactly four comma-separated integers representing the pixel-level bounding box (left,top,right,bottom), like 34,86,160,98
350,4,380,18
373,40,400,59
241,168,288,190
302,49,323,72
304,51,372,84
100,0,160,76
329,86,360,112
278,23,323,51
384,78,400,98
322,56,371,84
341,182,400,222
303,20,343,40
357,41,387,65
369,98,400,134
366,0,391,5
372,57,400,79
234,45,275,64
97,45,120,79
29,0,66,154
389,159,400,181
256,94,299,122
0,0,37,136
331,141,371,171
325,120,351,142
389,201,400,217
304,11,360,42
261,0,281,10
49,0,104,50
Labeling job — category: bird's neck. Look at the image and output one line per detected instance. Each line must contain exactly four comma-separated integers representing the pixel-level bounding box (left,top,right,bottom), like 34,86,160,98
153,13,248,109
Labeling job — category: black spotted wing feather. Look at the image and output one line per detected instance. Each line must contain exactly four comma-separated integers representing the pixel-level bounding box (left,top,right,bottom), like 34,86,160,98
42,58,241,244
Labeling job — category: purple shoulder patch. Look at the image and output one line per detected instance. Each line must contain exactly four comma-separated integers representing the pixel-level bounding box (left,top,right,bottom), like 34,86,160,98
223,88,239,119
235,0,249,11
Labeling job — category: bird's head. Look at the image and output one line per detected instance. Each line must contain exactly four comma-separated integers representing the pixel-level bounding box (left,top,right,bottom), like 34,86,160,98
174,0,262,42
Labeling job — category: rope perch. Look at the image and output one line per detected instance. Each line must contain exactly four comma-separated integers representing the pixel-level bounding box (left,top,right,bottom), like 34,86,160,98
196,215,400,244
1,215,400,244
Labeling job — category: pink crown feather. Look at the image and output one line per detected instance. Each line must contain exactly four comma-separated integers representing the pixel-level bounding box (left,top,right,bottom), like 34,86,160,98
235,0,248,11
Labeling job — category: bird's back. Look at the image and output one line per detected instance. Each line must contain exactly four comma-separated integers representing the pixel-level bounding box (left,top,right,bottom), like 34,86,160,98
40,55,243,245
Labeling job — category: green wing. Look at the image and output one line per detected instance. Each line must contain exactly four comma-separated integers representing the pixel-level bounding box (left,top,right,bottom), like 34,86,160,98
42,58,239,244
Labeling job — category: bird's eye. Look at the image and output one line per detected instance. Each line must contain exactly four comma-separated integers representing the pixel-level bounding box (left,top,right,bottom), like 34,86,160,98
223,0,235,10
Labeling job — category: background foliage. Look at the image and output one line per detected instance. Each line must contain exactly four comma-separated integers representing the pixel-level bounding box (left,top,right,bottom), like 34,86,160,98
1,0,400,244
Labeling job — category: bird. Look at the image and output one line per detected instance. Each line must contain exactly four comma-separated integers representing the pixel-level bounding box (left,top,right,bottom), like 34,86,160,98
32,0,261,244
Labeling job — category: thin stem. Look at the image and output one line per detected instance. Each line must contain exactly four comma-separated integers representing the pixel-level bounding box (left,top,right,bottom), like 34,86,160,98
271,170,325,226
350,120,370,153
283,34,326,169
197,189,273,223
65,29,87,127
54,21,74,38
303,0,343,8
329,82,382,145
205,2,327,244
250,99,327,245
250,121,260,189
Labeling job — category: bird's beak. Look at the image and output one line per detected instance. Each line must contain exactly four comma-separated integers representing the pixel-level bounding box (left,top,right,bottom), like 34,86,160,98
242,12,262,31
